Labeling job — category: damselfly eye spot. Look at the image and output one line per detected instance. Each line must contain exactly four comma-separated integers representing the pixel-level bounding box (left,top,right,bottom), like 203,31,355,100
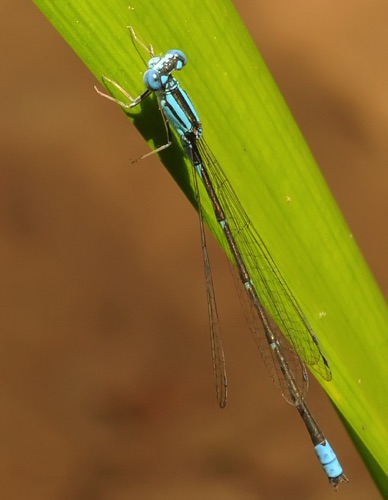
166,49,187,70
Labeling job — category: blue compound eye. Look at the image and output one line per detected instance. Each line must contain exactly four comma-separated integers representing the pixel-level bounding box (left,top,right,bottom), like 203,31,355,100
166,49,187,70
143,68,161,90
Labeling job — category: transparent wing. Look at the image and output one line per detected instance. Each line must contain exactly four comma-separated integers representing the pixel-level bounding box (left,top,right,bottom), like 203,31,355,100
192,161,228,408
198,141,331,383
231,262,309,403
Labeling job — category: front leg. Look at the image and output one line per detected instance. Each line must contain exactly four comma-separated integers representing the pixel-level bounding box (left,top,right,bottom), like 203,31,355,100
94,75,152,109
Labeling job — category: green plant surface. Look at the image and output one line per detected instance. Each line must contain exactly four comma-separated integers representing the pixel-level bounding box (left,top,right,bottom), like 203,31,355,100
33,0,388,494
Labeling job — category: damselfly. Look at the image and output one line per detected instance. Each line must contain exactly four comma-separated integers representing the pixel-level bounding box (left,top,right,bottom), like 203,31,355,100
95,27,348,488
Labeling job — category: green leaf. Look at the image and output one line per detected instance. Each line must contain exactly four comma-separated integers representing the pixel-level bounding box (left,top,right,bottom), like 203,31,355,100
33,0,388,494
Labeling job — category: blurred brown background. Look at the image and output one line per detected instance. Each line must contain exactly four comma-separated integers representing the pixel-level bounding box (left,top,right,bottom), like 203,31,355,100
0,1,386,499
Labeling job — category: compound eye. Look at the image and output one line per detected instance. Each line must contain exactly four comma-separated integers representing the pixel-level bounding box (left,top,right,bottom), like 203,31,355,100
143,68,161,90
166,49,187,70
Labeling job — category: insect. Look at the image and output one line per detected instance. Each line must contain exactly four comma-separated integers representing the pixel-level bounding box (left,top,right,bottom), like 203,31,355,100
95,27,348,487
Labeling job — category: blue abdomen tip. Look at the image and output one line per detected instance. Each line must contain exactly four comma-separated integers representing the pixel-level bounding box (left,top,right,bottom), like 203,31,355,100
315,441,343,478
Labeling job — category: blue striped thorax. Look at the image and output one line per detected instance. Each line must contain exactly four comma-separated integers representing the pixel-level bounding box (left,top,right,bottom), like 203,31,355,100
143,50,202,145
